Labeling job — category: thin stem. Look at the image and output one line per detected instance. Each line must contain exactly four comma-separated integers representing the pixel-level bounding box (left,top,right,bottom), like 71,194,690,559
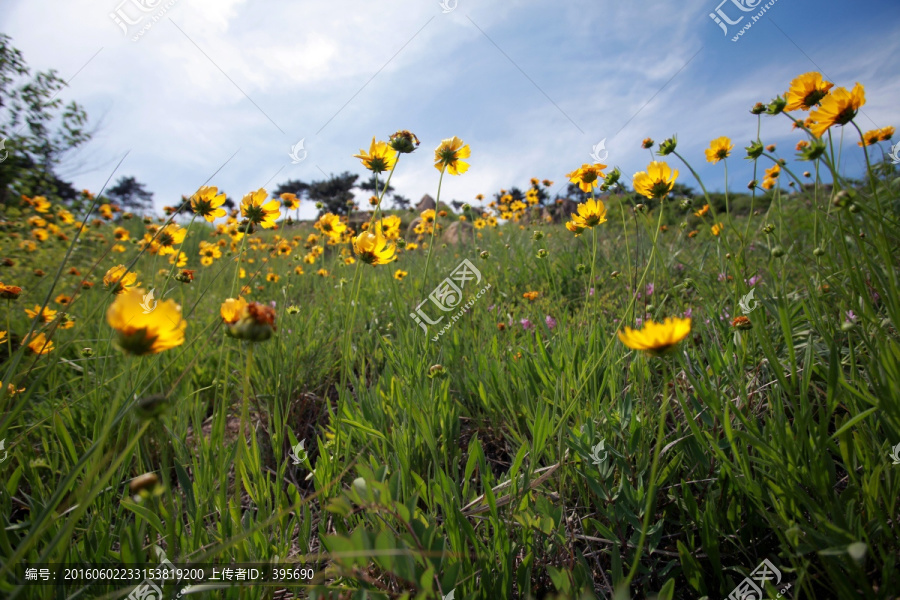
421,166,447,305
623,361,670,587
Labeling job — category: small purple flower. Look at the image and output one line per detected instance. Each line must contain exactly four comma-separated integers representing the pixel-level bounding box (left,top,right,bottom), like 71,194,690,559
635,317,643,327
718,272,727,282
520,318,534,331
746,274,762,287
845,310,857,322
545,315,557,330
488,304,496,312
270,300,277,308
684,307,693,318
646,283,655,297
589,287,595,296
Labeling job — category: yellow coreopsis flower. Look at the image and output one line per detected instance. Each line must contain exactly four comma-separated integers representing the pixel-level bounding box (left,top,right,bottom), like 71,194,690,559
241,188,281,229
377,214,402,240
784,72,834,112
394,269,408,280
103,265,139,294
633,161,679,200
693,204,710,217
24,332,54,355
353,230,396,266
565,220,585,236
220,297,248,324
280,193,300,210
106,288,186,355
808,83,865,138
434,136,470,175
354,137,398,173
566,164,606,193
570,198,608,228
25,305,57,324
704,137,733,163
618,317,691,356
191,186,228,222
877,126,895,141
711,222,724,236
153,223,187,256
31,196,52,213
314,213,347,241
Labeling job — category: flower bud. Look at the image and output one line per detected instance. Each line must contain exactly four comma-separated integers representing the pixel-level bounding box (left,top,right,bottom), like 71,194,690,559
731,316,752,330
750,102,766,115
745,141,764,160
832,190,852,208
479,250,490,259
848,203,861,213
763,223,775,234
287,305,300,315
766,96,786,115
129,473,162,502
658,136,677,156
532,230,544,241
536,248,548,259
389,130,420,153
81,347,94,357
771,246,785,258
428,364,448,379
813,247,825,256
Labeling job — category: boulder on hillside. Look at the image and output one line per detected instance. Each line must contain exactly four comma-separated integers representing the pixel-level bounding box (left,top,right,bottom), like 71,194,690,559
442,220,474,245
416,194,436,211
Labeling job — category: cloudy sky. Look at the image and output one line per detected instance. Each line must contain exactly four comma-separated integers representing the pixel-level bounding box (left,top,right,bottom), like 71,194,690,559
2,0,899,218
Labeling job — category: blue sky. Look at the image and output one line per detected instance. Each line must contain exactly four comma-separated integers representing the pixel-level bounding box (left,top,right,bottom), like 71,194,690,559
2,0,898,219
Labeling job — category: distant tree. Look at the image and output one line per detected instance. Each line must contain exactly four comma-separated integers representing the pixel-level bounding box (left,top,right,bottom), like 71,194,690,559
358,174,394,197
391,194,411,210
0,34,92,210
105,175,153,214
669,183,695,199
272,179,309,200
307,171,358,216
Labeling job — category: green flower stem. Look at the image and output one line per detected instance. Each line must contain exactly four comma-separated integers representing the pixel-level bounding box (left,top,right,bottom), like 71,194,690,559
420,166,447,308
622,361,671,588
234,343,254,513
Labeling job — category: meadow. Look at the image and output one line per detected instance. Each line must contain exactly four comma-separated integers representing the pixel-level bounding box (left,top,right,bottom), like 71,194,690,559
0,72,899,600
